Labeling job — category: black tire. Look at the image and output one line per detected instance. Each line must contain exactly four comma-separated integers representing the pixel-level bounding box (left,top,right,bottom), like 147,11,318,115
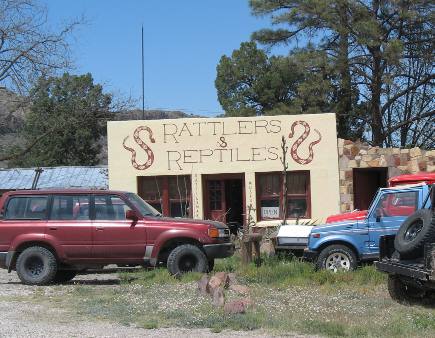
16,246,57,285
387,275,425,305
394,209,434,259
316,245,357,272
53,270,77,283
207,259,215,273
167,244,208,275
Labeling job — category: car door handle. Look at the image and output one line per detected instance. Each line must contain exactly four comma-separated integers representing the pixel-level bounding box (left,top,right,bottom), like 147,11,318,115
96,226,104,231
49,226,58,230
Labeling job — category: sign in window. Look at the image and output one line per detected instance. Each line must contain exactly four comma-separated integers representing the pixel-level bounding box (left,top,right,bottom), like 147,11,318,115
261,207,280,219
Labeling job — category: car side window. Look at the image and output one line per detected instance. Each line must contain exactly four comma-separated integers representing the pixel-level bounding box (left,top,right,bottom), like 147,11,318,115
50,195,90,220
4,196,48,220
373,191,418,218
94,195,132,221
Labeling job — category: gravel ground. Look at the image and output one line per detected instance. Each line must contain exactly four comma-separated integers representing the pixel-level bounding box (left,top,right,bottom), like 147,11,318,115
0,269,306,338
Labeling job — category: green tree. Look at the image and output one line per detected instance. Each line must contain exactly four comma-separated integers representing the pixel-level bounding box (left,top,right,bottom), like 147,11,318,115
249,0,434,147
11,73,111,167
215,42,335,116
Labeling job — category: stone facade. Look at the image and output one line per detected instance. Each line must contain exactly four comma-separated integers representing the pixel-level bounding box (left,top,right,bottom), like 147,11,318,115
338,138,434,213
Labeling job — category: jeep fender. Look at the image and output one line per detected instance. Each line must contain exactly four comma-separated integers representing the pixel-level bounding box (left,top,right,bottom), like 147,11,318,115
312,235,360,258
151,229,210,261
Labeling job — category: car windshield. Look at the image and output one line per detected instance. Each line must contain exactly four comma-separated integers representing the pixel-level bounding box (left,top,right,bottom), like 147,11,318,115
126,193,161,217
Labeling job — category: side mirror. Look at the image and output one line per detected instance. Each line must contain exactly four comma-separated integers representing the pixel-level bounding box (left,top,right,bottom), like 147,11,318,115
126,209,139,225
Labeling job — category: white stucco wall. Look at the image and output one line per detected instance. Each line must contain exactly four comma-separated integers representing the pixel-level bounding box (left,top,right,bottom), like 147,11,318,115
107,113,340,223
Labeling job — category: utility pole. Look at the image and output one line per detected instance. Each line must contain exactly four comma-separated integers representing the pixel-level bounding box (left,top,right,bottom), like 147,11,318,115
141,25,145,120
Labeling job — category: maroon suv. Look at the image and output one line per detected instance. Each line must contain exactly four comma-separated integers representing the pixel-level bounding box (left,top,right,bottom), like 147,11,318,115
0,190,234,285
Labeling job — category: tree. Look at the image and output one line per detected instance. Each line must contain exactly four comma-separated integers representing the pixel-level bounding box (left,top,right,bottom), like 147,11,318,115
249,0,434,147
215,42,335,116
0,0,81,92
11,73,112,167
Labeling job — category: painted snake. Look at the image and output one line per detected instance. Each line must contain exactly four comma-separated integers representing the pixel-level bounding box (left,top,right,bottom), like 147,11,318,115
288,121,322,165
123,126,156,170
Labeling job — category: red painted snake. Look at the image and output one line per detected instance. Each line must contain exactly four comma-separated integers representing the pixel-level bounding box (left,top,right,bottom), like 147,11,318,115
122,126,156,170
288,121,322,165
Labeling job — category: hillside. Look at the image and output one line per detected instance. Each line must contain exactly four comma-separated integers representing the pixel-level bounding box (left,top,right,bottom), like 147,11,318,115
0,87,200,167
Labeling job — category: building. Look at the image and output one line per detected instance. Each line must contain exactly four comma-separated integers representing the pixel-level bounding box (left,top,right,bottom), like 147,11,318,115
108,114,340,225
0,166,108,196
337,139,434,213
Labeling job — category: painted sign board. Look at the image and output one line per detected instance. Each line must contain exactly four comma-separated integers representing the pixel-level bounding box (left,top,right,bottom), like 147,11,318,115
107,114,340,223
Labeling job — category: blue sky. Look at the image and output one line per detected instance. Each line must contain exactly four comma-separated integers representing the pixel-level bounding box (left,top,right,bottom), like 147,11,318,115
41,0,288,116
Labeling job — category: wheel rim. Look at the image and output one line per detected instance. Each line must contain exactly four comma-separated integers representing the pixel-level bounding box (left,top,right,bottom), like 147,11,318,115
178,254,198,272
325,253,351,272
404,220,423,242
25,256,44,277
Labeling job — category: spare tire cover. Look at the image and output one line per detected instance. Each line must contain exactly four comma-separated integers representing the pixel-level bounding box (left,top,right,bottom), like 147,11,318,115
394,209,434,259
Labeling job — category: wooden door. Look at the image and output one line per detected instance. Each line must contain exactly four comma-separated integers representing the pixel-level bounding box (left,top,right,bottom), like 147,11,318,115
207,180,226,222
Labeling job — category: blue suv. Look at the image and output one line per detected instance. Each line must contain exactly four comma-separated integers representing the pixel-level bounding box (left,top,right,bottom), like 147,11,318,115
304,184,432,272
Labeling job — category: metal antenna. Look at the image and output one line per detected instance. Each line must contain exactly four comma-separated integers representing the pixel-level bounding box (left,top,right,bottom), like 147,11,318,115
141,25,145,120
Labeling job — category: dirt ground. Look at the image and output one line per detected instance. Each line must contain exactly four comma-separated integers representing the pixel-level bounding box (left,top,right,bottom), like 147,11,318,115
0,269,305,338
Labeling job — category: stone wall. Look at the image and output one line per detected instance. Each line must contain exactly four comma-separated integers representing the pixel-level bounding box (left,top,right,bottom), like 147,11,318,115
338,138,434,213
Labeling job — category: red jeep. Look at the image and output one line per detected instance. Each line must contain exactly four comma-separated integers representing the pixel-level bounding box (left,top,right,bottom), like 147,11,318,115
0,190,234,285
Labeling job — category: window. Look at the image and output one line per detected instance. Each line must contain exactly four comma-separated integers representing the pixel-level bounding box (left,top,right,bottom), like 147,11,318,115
258,174,280,219
50,195,90,220
5,196,48,220
139,177,164,213
125,193,160,217
286,172,310,218
209,180,223,211
168,176,191,218
256,171,310,220
94,195,132,220
138,175,191,218
373,191,418,217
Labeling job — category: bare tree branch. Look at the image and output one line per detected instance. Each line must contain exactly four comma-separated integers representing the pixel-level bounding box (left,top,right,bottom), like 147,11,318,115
382,110,434,139
381,74,435,115
0,0,82,92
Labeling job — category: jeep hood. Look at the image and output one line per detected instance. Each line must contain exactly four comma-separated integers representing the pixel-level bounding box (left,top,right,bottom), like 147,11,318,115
311,219,359,234
326,210,368,223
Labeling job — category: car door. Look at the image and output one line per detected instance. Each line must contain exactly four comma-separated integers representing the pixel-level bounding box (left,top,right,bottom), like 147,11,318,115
47,194,92,260
368,189,419,254
92,194,146,262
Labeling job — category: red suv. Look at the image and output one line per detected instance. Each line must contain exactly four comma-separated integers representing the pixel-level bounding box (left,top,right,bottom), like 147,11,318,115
0,190,234,285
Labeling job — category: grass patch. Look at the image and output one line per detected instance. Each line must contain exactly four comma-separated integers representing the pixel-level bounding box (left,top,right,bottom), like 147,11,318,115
21,253,433,338
215,254,386,289
300,319,347,337
118,268,203,286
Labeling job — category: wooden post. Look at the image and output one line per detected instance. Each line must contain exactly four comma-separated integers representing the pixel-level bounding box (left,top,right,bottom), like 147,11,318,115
241,204,254,265
250,233,263,267
241,205,263,266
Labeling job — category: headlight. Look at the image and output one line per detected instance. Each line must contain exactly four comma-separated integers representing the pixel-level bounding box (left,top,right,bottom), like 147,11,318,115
208,226,230,238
